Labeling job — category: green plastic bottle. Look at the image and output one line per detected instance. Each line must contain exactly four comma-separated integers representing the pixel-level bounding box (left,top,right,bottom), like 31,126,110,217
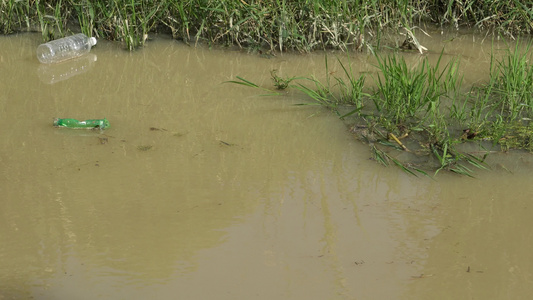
53,118,110,129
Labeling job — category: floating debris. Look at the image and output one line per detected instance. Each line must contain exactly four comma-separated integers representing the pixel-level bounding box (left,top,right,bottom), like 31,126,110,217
137,145,153,151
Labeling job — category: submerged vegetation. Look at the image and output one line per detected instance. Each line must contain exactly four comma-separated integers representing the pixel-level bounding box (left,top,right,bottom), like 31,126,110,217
1,0,532,51
229,40,533,177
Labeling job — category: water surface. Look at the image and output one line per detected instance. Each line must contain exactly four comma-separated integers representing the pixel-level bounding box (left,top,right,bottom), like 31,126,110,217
1,32,532,300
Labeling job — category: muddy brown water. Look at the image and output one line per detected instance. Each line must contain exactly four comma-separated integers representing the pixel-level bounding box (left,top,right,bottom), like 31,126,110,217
1,31,533,300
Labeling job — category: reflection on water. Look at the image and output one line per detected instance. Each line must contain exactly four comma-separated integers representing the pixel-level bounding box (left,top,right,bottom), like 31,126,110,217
0,32,532,299
37,54,97,84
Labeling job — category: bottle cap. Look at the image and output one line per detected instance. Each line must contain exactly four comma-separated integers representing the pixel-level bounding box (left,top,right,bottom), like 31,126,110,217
89,37,97,46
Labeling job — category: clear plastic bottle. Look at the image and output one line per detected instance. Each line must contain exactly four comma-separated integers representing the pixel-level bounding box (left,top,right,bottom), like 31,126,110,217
37,33,97,64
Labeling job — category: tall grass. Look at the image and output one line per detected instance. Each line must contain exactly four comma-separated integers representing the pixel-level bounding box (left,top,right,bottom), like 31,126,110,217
0,0,32,35
371,51,462,142
434,0,533,35
1,0,531,50
374,54,438,123
493,41,533,122
464,39,533,152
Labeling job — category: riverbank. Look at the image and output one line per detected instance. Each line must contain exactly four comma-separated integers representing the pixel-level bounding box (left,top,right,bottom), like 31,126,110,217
1,0,532,51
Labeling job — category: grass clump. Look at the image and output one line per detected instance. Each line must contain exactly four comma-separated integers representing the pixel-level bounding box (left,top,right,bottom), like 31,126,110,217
461,39,533,149
373,51,459,125
229,39,533,177
493,42,533,122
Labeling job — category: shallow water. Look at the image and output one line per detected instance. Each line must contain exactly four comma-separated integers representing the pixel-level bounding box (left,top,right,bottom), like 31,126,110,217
1,32,532,300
